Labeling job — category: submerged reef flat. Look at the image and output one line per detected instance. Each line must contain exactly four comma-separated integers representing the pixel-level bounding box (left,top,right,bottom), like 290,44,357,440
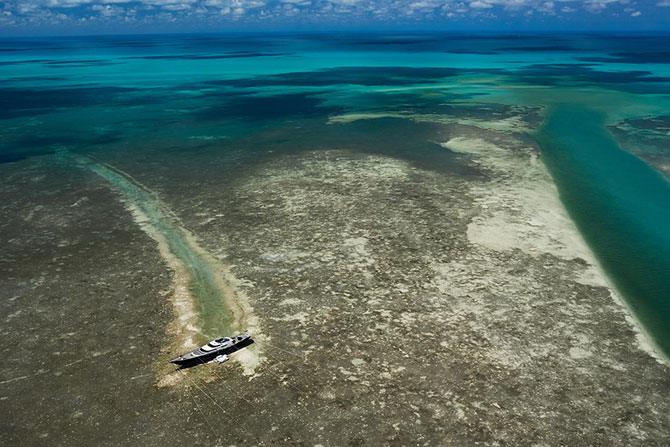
2,33,670,446
0,160,179,443
44,104,664,445
2,103,670,446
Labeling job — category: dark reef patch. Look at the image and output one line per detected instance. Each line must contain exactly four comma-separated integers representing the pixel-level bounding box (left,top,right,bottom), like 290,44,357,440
0,59,52,66
42,59,122,68
210,63,670,95
0,76,67,83
189,115,481,178
43,59,108,65
446,49,500,55
0,133,122,164
578,52,670,64
342,37,440,46
121,52,291,60
0,85,153,120
193,91,343,121
0,147,53,164
496,46,577,52
509,63,670,93
325,117,477,175
220,66,488,88
624,116,670,132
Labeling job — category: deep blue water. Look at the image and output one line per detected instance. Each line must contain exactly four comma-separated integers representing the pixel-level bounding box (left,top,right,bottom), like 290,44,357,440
1,33,670,356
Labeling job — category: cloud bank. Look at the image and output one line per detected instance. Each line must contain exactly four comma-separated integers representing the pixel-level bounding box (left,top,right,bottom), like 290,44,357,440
0,0,667,33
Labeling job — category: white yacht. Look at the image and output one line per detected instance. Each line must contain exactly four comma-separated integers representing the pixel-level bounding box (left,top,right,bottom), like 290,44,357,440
169,333,250,365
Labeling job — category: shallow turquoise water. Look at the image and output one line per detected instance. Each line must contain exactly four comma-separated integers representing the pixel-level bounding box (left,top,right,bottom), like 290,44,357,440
72,154,235,338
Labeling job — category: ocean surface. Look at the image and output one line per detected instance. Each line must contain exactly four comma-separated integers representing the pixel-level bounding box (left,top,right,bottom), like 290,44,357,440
1,32,669,356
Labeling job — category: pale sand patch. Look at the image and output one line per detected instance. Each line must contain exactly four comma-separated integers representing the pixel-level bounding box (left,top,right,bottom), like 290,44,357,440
343,237,374,268
234,348,263,376
443,137,600,273
415,114,535,133
271,152,411,221
569,347,593,360
327,112,405,124
272,311,309,325
351,358,366,367
327,110,534,133
440,136,662,362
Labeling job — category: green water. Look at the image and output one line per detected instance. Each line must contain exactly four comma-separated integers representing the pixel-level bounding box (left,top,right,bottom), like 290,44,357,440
75,155,233,339
536,105,670,357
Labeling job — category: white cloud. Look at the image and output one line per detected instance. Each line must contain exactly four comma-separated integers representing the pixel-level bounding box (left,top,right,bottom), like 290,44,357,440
91,4,125,16
409,1,442,7
46,0,93,8
205,0,264,10
281,0,310,5
469,0,492,8
162,3,191,9
142,0,199,6
156,10,175,20
17,2,40,13
1,0,663,29
584,0,625,12
499,0,532,9
465,0,570,11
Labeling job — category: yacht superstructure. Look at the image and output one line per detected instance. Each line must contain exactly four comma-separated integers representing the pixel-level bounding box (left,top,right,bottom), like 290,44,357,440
169,333,250,365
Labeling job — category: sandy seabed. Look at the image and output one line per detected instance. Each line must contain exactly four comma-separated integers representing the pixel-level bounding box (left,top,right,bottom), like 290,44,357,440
3,106,670,446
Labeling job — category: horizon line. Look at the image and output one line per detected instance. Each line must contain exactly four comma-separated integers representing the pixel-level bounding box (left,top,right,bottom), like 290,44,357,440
3,28,670,39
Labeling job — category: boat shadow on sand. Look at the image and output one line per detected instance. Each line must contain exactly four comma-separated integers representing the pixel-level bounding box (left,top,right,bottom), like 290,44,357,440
173,338,255,370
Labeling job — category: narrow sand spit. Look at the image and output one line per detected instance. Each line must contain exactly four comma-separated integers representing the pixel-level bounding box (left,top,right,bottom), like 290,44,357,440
68,154,261,384
328,107,536,133
327,112,406,124
441,135,662,362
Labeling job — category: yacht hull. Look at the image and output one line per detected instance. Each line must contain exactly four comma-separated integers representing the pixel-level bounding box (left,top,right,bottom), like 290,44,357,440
169,334,252,365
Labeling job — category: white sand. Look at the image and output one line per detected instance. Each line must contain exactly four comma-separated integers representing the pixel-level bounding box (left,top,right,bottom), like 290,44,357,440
440,136,662,362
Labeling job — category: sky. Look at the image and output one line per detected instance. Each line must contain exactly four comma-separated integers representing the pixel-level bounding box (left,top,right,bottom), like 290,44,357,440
1,0,669,35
